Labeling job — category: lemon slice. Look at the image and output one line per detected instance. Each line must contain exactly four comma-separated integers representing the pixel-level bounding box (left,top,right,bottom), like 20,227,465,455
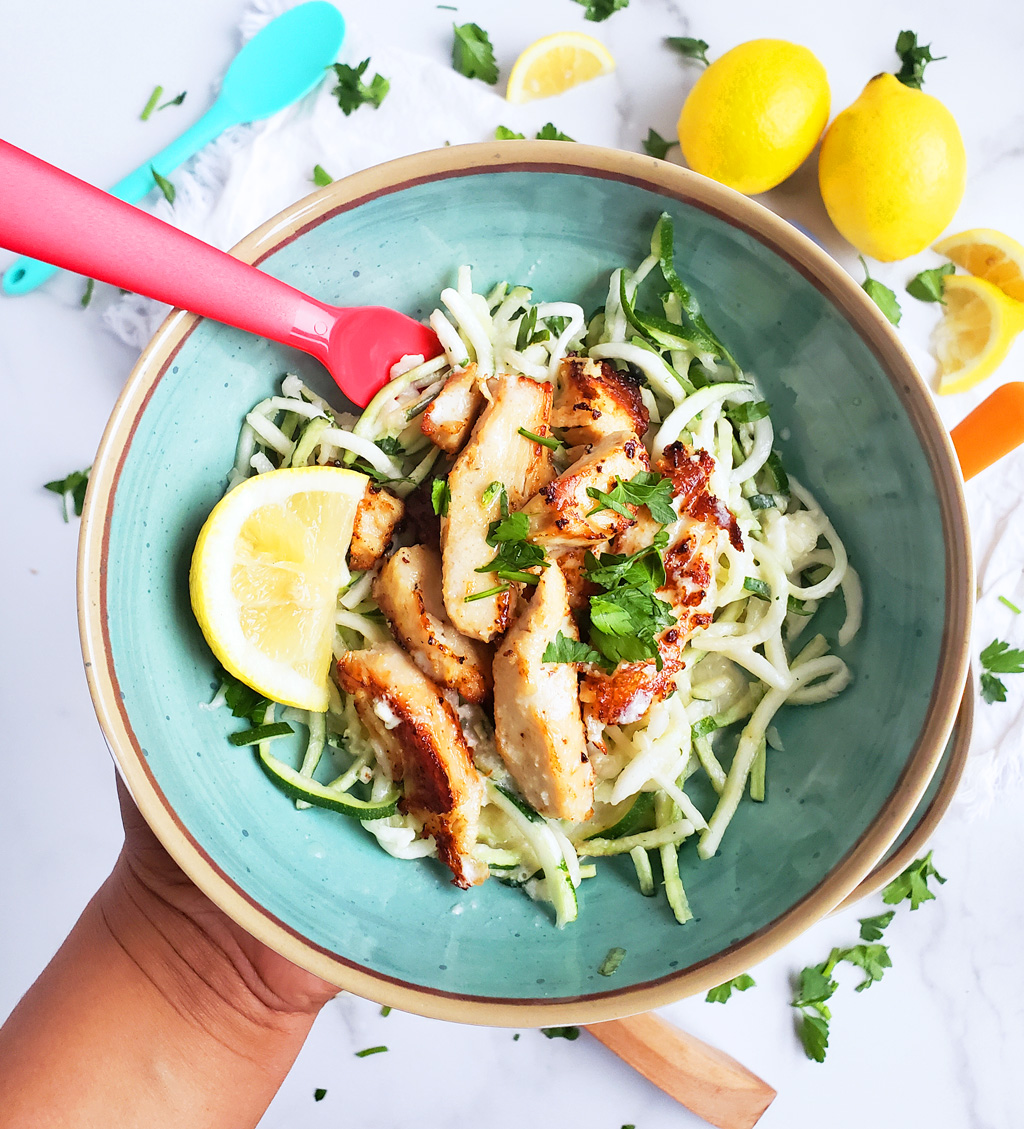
933,228,1024,303
190,466,367,711
933,275,1024,395
506,32,615,104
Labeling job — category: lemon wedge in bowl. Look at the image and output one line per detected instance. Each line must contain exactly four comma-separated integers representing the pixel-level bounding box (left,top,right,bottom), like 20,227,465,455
934,275,1024,395
506,32,615,104
189,466,367,711
933,228,1024,303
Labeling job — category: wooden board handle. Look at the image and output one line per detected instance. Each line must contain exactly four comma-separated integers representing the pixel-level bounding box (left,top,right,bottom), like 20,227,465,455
584,1013,776,1129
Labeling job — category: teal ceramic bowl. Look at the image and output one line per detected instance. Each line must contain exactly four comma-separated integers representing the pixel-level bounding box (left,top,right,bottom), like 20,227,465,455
79,143,972,1025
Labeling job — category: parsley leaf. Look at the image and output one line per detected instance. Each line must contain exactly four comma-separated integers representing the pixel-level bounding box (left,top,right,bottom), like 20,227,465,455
541,1026,580,1040
726,400,771,424
881,850,946,910
535,122,575,142
858,911,895,942
496,125,526,140
478,511,547,581
314,1088,327,1102
980,638,1024,674
590,586,675,665
841,943,892,992
354,1045,388,1057
431,478,451,517
587,471,677,525
313,164,333,187
705,973,756,1003
981,671,1007,703
158,91,187,110
583,533,669,591
452,23,498,84
44,467,91,521
81,278,95,308
906,262,954,303
330,59,390,115
573,0,628,20
151,166,175,205
481,480,507,509
859,257,901,325
517,425,562,450
216,668,271,725
376,436,405,457
798,1013,830,1063
542,631,602,665
666,37,710,66
894,30,945,90
642,128,674,160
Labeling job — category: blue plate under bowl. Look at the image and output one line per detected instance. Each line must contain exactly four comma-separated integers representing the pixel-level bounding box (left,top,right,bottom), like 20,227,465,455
79,143,972,1025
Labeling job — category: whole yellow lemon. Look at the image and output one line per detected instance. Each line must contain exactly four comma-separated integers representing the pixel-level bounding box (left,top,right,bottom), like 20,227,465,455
818,73,966,261
677,39,830,195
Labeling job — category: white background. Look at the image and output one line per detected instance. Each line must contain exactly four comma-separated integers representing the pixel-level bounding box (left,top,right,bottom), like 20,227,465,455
2,2,1023,1127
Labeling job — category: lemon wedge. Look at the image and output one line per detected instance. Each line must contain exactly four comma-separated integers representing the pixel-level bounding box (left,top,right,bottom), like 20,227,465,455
934,275,1024,395
933,228,1024,303
190,466,367,711
506,32,615,104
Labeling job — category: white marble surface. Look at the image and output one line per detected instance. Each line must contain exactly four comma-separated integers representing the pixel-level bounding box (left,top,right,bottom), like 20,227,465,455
2,1,1023,1127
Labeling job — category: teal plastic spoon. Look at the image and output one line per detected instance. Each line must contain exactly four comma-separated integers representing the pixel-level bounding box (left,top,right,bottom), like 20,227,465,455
1,0,344,296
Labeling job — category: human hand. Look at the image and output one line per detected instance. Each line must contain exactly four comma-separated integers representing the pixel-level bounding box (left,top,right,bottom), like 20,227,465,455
107,772,340,1020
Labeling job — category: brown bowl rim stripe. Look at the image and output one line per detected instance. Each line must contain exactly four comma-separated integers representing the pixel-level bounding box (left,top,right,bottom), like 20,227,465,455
78,142,973,1027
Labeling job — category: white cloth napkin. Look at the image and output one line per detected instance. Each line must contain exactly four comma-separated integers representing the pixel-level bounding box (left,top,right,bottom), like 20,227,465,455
98,0,1023,813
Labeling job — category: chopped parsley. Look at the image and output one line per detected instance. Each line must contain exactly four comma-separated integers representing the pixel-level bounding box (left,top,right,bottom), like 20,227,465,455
906,262,954,303
431,478,451,516
380,1005,392,1016
858,911,895,942
894,30,945,90
999,595,1021,614
45,467,91,521
541,1026,580,1040
979,638,1024,703
666,36,710,66
81,278,95,308
158,91,187,110
573,0,628,20
642,127,674,160
481,480,506,509
598,946,627,976
859,257,901,325
312,164,333,186
495,125,526,140
330,59,390,115
140,85,163,121
452,22,498,84
725,399,771,425
587,471,677,525
217,668,271,724
517,425,562,450
705,973,756,1003
151,166,176,205
477,511,547,584
465,583,510,602
314,1089,327,1102
535,122,575,142
542,631,602,665
882,851,946,910
583,532,668,590
354,1045,388,1057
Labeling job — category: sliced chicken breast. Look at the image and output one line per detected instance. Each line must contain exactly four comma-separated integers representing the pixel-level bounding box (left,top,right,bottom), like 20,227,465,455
374,544,493,704
420,364,486,454
441,373,553,641
551,355,650,447
493,563,594,822
335,642,488,888
348,484,405,572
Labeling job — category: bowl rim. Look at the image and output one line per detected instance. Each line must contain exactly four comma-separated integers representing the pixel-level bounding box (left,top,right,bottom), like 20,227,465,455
78,140,973,1026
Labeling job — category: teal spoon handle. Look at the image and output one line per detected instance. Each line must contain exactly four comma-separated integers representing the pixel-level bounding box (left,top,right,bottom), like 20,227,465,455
2,100,234,296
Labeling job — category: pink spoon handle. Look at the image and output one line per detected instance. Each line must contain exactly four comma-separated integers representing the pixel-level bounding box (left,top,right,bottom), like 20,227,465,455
0,139,334,364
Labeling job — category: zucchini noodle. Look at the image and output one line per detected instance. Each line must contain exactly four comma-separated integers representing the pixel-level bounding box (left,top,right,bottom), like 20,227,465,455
211,216,860,929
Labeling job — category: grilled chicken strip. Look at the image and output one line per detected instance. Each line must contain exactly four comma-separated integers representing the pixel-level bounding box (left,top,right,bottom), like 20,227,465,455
420,364,486,454
336,642,488,888
519,430,649,551
374,544,493,704
441,373,553,641
348,484,405,572
551,355,650,447
493,563,594,822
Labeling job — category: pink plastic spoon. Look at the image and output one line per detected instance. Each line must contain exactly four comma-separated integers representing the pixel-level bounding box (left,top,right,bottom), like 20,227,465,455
0,139,442,407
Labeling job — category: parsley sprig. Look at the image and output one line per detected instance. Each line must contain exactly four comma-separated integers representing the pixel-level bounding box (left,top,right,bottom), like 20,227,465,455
330,59,390,115
792,852,945,1061
979,639,1024,704
45,467,91,521
859,257,901,325
666,36,710,66
573,0,628,20
476,511,548,585
894,30,945,90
